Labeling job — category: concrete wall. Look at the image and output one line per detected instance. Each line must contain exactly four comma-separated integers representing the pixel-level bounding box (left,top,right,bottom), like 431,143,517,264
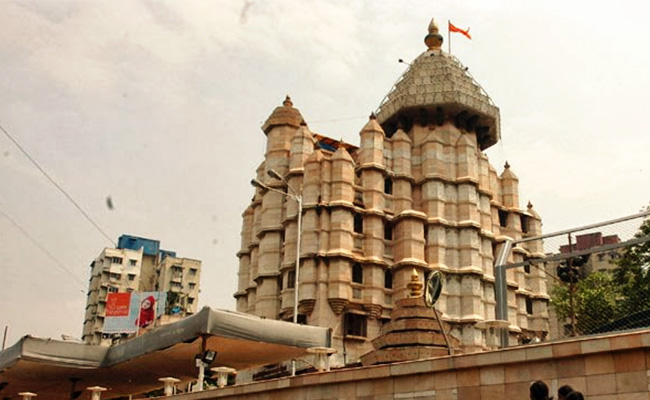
167,329,650,400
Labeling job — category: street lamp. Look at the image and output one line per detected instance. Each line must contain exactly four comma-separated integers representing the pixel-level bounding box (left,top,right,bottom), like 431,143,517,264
251,169,303,376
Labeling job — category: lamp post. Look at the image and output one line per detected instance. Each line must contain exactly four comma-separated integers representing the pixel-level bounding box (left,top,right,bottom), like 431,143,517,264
251,169,303,376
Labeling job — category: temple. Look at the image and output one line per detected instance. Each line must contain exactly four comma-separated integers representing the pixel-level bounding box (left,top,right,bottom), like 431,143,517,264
234,19,549,365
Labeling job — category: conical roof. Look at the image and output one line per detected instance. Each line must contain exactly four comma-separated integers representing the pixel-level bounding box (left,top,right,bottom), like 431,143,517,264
261,95,304,134
376,20,500,150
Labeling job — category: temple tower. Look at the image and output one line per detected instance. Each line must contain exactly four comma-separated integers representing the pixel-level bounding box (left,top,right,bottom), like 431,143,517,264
235,19,547,365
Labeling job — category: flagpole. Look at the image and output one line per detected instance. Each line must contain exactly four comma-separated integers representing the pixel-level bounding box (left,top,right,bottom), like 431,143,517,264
448,20,451,54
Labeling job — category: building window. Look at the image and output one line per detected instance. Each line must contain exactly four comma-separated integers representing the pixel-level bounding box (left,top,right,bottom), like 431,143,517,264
287,270,296,289
108,287,119,293
297,314,307,325
345,313,367,337
384,222,393,240
109,273,121,280
189,268,197,276
384,269,393,289
352,263,363,284
498,209,508,228
171,265,183,273
189,283,196,290
188,297,195,304
354,214,363,234
520,214,530,233
384,177,393,195
523,256,531,274
127,274,136,281
111,257,123,264
129,259,137,266
526,298,533,315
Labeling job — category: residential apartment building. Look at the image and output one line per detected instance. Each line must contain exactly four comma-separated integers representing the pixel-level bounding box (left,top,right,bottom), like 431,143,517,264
82,234,202,345
234,20,548,365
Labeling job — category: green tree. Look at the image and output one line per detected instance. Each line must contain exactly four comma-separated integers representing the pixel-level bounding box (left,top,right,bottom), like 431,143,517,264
613,208,650,315
550,271,620,335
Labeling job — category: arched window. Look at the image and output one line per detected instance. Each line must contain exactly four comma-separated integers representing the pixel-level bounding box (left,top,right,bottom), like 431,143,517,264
384,269,393,289
384,177,393,194
352,263,363,284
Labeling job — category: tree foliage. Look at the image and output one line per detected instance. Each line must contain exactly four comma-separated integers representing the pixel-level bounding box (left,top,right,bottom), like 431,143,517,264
550,207,650,335
550,271,619,335
613,208,650,315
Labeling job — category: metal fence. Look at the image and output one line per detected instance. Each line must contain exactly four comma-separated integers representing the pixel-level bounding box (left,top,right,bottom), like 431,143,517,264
494,209,650,347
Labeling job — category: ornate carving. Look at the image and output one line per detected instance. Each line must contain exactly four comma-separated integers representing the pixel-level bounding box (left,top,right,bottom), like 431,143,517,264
328,299,349,315
298,299,316,316
364,304,383,320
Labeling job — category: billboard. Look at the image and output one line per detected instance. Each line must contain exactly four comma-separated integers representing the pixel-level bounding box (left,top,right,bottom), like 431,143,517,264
103,291,166,334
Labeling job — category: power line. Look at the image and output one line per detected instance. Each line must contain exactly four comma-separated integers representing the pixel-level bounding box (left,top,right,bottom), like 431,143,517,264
0,121,116,246
0,206,87,292
307,115,368,124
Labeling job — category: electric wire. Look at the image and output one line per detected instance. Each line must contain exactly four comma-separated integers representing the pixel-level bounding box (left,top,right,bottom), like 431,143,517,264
0,121,116,246
307,115,368,124
0,206,86,292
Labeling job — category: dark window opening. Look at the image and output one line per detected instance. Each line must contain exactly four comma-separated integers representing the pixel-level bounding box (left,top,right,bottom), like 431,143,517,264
498,209,509,228
277,275,283,291
287,270,295,289
352,263,363,284
345,313,367,337
526,298,533,315
520,214,530,233
384,222,393,240
523,256,531,274
384,269,393,289
297,314,307,325
384,177,393,195
354,214,363,234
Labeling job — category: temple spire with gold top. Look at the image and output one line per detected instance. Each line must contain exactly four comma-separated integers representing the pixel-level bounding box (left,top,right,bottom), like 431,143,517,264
424,18,444,51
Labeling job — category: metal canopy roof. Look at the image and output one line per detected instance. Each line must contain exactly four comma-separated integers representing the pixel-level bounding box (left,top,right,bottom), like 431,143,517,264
0,308,331,400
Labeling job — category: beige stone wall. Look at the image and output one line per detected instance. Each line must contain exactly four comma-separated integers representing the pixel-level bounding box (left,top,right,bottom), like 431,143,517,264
166,329,650,400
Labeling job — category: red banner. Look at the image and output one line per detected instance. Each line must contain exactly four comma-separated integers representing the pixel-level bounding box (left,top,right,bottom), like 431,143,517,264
106,292,131,317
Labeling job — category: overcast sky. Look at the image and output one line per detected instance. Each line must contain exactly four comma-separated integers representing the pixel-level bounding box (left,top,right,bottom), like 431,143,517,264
1,0,649,345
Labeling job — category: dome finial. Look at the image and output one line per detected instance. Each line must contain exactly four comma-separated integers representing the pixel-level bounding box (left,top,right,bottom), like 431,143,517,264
283,95,293,107
504,161,510,169
407,269,423,298
424,18,444,50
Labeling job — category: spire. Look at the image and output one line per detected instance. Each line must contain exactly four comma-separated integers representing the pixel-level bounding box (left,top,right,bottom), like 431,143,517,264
407,269,423,298
361,113,384,135
424,18,444,50
261,95,303,134
283,95,293,107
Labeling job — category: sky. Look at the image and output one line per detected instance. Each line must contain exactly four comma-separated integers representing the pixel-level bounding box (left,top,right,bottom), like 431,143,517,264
1,0,650,346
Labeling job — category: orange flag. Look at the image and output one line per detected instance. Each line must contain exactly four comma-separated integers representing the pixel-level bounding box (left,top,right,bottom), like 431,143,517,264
449,21,471,40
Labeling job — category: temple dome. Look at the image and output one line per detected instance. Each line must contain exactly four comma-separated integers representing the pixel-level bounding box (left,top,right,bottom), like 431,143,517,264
376,49,500,150
261,95,304,135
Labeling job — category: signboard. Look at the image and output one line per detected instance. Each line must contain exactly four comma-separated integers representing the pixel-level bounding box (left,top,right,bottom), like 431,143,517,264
103,291,166,334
